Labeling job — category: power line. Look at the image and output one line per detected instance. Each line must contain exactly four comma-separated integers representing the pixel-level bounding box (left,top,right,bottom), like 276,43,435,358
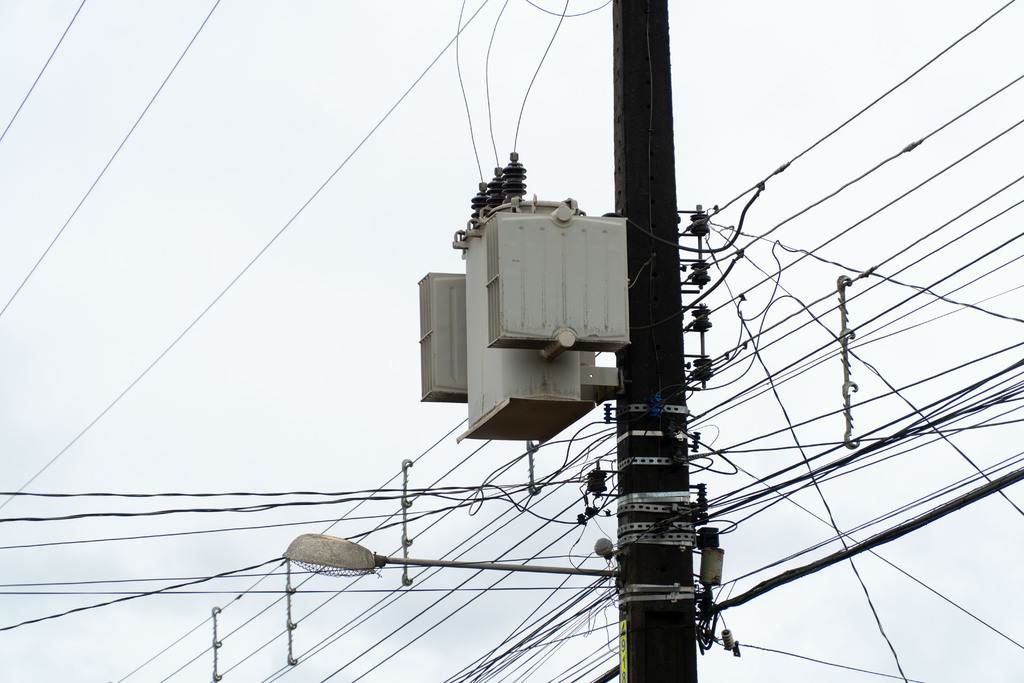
0,0,495,510
0,0,222,322
715,0,1020,213
0,558,281,633
740,643,926,682
0,0,87,146
714,460,1024,614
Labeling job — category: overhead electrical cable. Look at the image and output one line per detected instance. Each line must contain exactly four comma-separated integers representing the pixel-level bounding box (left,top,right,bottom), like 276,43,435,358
116,421,467,682
0,0,494,510
714,461,1024,614
0,558,280,632
715,0,1019,213
0,0,87,147
740,643,926,682
513,0,571,151
0,0,222,322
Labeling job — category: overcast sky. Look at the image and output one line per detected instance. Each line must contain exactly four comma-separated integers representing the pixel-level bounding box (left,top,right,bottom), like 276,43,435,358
2,1,1023,681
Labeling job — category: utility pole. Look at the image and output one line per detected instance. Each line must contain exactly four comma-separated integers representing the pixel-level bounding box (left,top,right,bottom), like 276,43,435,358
614,0,698,681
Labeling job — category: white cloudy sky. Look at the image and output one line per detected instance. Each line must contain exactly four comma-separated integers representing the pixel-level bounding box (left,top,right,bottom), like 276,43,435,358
2,1,1023,681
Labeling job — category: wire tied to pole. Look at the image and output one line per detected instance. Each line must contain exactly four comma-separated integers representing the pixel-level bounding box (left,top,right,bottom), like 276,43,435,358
401,459,415,586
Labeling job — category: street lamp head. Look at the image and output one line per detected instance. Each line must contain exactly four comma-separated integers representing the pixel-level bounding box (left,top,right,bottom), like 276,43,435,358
284,534,383,577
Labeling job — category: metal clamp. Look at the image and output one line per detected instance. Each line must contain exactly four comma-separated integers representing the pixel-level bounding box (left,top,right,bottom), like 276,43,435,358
618,520,695,548
619,583,695,605
625,403,690,416
618,492,691,506
618,455,675,467
618,500,690,514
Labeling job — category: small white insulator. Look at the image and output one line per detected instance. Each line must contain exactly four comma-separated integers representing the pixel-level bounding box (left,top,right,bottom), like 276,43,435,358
721,629,736,650
594,537,615,559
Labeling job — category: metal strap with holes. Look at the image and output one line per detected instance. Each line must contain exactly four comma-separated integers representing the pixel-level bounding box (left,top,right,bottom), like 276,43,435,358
619,583,695,605
618,501,690,514
618,492,690,506
624,403,690,415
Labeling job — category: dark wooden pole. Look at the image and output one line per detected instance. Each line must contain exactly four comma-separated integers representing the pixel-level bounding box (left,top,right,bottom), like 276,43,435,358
614,0,697,681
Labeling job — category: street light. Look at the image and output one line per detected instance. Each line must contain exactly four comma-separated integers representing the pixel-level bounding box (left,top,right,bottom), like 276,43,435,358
284,533,616,578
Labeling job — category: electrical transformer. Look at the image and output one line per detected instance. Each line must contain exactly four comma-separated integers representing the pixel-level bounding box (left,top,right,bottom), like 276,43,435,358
420,192,627,443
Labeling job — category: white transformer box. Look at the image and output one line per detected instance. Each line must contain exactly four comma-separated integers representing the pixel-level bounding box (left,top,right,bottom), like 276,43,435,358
420,197,627,442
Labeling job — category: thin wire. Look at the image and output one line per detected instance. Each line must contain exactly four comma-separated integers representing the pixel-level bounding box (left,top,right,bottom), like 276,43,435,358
456,0,485,181
741,643,926,682
0,0,221,322
485,0,511,166
0,559,281,632
716,0,1020,213
513,0,570,151
0,0,87,146
744,318,910,681
523,0,611,18
0,0,494,511
116,421,464,682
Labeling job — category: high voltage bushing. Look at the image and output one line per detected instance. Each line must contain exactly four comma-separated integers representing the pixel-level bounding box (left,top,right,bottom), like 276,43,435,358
501,152,527,202
470,181,488,219
486,166,505,207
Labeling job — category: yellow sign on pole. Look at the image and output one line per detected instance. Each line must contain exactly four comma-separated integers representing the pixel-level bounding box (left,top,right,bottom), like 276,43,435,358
619,620,627,679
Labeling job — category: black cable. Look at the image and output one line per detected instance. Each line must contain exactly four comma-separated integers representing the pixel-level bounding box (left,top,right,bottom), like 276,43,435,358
715,0,1019,214
715,461,1024,614
0,558,281,632
0,0,495,511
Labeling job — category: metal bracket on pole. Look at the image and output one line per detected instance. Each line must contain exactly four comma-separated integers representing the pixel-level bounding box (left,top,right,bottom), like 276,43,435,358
401,459,415,586
619,583,696,606
212,607,223,682
618,521,695,547
837,276,860,450
285,560,298,666
624,403,690,416
526,441,541,495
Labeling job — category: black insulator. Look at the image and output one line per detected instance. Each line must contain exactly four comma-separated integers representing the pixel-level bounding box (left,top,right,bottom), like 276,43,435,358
690,261,711,287
691,356,714,383
470,181,488,219
688,210,710,237
691,304,712,332
501,152,527,202
486,167,505,207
